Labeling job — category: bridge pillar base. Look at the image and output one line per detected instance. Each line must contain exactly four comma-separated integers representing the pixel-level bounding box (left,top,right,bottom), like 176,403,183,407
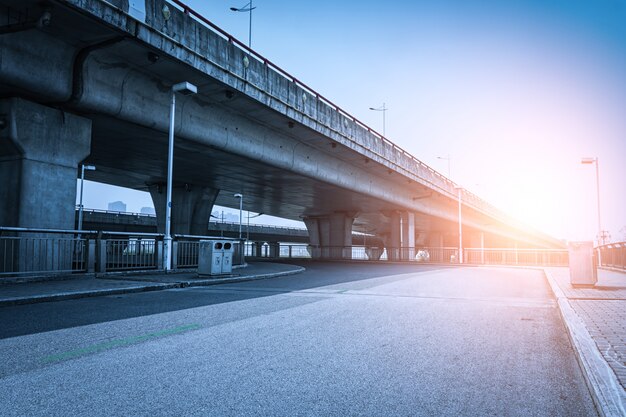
304,212,355,260
149,185,219,236
0,98,91,274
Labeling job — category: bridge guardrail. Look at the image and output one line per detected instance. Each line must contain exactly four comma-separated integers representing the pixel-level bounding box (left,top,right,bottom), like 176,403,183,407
0,227,244,277
598,242,625,270
245,243,569,266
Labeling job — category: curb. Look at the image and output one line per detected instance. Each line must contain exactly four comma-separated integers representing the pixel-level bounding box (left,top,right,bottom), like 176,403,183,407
0,266,306,307
0,283,179,307
543,269,626,417
181,266,306,288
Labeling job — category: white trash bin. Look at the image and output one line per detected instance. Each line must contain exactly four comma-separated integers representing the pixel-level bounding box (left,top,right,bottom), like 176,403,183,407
198,240,224,276
568,241,597,286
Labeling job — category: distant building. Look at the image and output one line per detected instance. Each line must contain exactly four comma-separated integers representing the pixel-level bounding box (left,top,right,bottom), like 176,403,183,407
140,207,156,215
108,201,127,212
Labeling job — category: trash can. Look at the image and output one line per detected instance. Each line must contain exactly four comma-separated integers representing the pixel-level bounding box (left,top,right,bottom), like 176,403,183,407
222,241,234,274
568,241,597,286
198,240,224,276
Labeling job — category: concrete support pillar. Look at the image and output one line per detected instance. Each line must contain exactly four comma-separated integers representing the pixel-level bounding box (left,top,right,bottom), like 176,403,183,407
268,242,280,259
386,211,402,261
0,98,91,273
304,212,355,259
149,185,219,236
0,98,92,229
401,212,416,260
252,241,264,257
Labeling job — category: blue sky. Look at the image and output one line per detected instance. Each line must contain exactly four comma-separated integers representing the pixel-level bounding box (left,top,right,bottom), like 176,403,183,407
82,0,626,242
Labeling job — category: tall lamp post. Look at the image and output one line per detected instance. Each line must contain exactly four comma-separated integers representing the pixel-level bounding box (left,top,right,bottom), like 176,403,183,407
369,103,388,137
580,157,605,246
437,154,451,178
247,212,263,240
164,81,197,271
230,1,256,49
454,185,463,264
234,193,243,240
77,164,96,234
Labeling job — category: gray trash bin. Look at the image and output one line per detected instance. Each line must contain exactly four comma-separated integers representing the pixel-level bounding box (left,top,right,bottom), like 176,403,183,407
568,241,597,286
222,241,234,274
198,240,224,276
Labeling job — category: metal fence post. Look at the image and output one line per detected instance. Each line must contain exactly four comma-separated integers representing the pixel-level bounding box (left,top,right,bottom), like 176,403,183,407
96,238,107,273
157,240,164,270
87,238,96,273
172,241,178,270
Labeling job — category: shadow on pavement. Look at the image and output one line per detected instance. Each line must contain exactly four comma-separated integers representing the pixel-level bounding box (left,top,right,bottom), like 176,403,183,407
0,262,448,339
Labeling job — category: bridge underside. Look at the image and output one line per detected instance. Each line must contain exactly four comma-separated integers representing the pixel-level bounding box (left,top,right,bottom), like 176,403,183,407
0,0,562,268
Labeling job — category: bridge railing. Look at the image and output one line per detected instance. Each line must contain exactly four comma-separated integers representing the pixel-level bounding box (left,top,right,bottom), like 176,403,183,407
0,227,244,277
598,242,626,271
247,244,569,267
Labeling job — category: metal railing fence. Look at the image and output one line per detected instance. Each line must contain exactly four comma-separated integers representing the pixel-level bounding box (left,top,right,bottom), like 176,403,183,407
0,227,245,277
598,242,626,270
246,243,569,266
105,238,158,271
0,233,87,276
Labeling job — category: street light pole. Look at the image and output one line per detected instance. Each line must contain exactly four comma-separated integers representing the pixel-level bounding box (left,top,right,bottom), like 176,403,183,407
77,164,96,235
454,185,463,264
234,193,243,240
369,103,388,137
581,157,604,245
230,1,256,49
164,81,197,271
437,154,451,178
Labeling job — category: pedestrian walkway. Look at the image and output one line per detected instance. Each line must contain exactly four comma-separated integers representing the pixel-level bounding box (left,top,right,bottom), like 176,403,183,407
545,267,626,417
0,262,305,307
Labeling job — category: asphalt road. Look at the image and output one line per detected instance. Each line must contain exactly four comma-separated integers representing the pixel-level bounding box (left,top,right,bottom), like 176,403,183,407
0,263,597,416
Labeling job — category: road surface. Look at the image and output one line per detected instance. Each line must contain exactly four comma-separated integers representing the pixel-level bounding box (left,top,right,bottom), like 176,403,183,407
0,263,597,416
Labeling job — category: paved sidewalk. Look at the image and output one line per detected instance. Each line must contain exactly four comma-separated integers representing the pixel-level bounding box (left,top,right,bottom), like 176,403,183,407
0,262,305,307
545,267,626,417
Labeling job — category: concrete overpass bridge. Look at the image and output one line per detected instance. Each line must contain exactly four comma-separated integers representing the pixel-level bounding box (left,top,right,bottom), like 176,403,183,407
0,0,563,264
76,208,380,247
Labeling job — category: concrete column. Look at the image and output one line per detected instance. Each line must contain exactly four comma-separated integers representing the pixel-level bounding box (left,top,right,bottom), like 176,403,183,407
401,212,416,260
386,211,402,261
252,241,264,257
149,184,219,236
0,98,91,229
304,212,355,259
268,242,280,258
0,99,91,273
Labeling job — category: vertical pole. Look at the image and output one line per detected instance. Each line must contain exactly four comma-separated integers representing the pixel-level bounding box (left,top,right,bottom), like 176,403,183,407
595,158,602,244
594,158,603,267
248,0,252,49
457,188,463,264
236,195,243,240
78,164,86,235
382,102,386,137
164,92,176,271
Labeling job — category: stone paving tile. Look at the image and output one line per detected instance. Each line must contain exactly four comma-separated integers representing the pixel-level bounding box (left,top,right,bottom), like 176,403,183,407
570,299,626,391
547,267,626,395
